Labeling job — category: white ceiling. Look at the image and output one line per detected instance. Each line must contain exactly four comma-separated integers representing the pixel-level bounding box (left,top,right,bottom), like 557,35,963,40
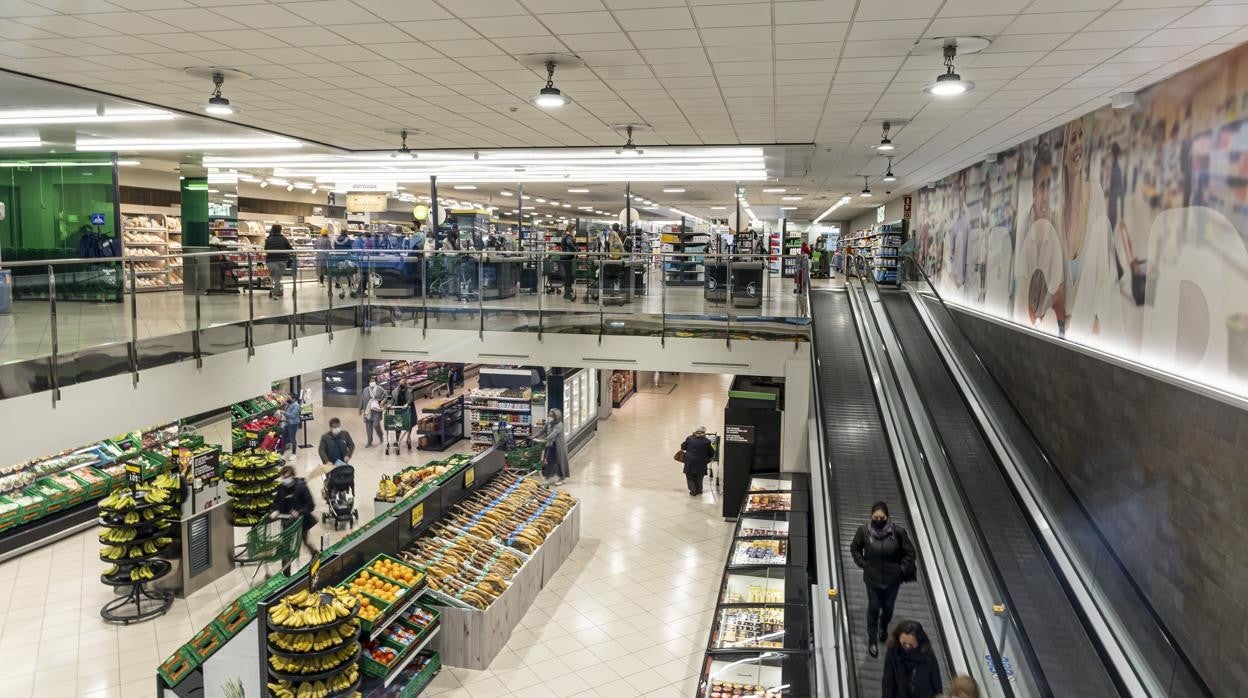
0,0,1244,221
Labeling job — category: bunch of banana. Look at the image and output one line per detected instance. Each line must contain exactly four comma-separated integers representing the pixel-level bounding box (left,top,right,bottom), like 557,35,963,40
100,491,137,511
266,665,360,698
151,473,180,490
268,642,357,674
99,527,136,543
144,486,170,504
270,620,358,652
130,564,158,581
101,544,126,560
104,564,119,576
268,588,357,629
123,511,141,524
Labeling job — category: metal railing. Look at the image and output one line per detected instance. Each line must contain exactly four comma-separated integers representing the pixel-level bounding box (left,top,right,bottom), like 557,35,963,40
0,248,813,403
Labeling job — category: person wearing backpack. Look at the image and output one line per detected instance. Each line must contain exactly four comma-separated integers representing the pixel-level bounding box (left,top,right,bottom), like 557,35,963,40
359,377,388,448
851,501,917,657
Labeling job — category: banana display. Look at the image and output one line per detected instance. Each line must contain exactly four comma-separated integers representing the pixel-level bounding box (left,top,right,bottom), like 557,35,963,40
270,621,359,653
268,642,358,675
267,587,358,630
266,665,360,698
226,449,283,526
97,472,181,583
395,472,576,609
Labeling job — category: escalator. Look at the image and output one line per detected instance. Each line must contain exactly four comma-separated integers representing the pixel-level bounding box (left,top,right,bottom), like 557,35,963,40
809,290,948,694
877,289,1120,696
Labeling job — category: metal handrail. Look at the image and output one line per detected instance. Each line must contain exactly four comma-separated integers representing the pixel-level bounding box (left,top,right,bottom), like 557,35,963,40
899,256,1213,697
852,254,1044,697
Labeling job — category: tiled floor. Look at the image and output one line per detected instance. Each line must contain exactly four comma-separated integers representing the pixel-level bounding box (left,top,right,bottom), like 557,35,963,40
0,267,811,362
0,370,736,698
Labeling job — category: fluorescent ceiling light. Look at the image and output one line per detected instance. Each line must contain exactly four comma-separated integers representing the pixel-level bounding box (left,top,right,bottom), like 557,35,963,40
500,190,513,196
762,188,785,193
662,187,685,193
453,184,476,190
781,196,802,201
117,160,141,166
535,198,546,203
549,200,559,206
562,203,571,208
567,188,589,193
77,138,301,152
781,206,797,210
0,137,43,149
0,108,173,125
711,206,727,210
578,206,593,210
293,182,314,189
813,195,854,225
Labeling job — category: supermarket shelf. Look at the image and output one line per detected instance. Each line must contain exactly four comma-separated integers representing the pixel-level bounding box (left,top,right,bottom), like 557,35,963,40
381,626,440,688
368,587,427,642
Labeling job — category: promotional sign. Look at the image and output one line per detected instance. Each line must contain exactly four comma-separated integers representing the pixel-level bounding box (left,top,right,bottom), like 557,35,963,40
90,212,107,226
409,501,425,528
346,193,388,212
876,205,886,224
903,195,912,220
725,424,755,444
412,205,429,221
125,462,142,486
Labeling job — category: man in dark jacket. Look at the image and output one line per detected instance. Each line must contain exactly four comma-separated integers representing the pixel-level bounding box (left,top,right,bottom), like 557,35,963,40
317,418,355,466
680,426,716,496
850,501,917,657
559,226,577,300
273,464,318,569
264,224,294,299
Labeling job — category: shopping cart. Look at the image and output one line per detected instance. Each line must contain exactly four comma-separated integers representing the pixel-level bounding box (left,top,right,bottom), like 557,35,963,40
234,515,304,582
505,443,546,472
327,258,359,299
384,405,413,454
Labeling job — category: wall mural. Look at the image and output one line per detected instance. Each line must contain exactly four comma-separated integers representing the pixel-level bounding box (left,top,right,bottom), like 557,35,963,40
915,43,1248,398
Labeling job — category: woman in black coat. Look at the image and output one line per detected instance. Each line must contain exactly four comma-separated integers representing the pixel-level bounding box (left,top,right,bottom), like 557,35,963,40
851,501,917,657
680,427,716,496
273,465,318,565
882,620,943,698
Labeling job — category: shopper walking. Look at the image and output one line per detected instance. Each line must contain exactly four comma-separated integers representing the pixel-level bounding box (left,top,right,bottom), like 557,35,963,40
541,408,569,485
315,227,332,284
317,418,355,466
273,464,318,570
391,378,418,449
264,224,294,299
360,378,388,448
881,620,943,698
559,225,577,300
607,224,625,260
281,397,302,457
851,501,917,657
679,426,716,496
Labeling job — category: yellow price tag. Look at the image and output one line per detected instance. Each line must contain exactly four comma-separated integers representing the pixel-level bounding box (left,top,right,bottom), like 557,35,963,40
410,502,425,528
463,466,475,488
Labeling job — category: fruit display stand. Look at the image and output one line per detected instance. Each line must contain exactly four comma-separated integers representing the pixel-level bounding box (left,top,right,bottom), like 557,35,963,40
697,474,813,697
265,586,363,697
415,395,465,452
226,448,284,530
98,473,182,624
372,455,471,516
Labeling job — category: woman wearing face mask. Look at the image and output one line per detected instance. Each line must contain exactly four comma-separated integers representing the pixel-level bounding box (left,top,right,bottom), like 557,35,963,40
851,501,917,657
882,620,942,698
272,464,318,568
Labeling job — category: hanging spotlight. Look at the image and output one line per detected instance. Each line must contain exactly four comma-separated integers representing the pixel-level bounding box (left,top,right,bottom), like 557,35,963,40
876,122,895,151
391,129,414,160
925,44,974,97
616,125,643,157
202,71,238,115
860,176,872,197
529,60,571,109
882,157,897,183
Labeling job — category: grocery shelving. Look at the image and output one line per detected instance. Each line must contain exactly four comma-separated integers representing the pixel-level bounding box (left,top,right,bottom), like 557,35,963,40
416,395,465,452
661,219,707,286
122,207,183,292
610,369,636,408
871,221,906,285
466,388,533,452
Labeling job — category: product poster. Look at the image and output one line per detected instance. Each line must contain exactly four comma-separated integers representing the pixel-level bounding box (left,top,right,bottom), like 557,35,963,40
914,42,1248,397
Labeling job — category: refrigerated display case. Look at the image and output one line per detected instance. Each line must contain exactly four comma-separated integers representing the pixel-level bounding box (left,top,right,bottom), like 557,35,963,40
697,652,812,697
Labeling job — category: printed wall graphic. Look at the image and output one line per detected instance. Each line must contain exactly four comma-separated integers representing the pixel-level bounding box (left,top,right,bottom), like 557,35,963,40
915,43,1248,397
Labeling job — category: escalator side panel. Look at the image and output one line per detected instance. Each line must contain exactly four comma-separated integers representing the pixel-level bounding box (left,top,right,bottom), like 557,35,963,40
880,291,1118,697
811,290,944,694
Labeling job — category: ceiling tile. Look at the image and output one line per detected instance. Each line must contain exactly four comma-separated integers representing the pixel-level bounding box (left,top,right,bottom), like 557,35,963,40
1136,25,1238,46
1001,12,1098,34
558,32,633,51
264,26,352,45
774,23,848,44
0,0,59,16
523,0,606,11
841,39,912,58
707,44,771,62
1169,4,1248,28
447,0,528,18
1087,8,1188,32
938,0,1029,15
330,22,414,44
1059,30,1152,50
350,0,452,21
493,35,567,53
846,19,927,41
855,0,940,21
775,42,840,60
199,28,282,49
644,47,706,63
271,1,380,26
967,51,1044,67
983,33,1071,52
924,15,1014,37
1021,0,1115,10
538,11,621,34
774,1,854,25
692,3,770,28
206,3,310,28
15,15,120,37
1037,48,1120,65
613,7,693,31
467,15,549,37
626,29,689,48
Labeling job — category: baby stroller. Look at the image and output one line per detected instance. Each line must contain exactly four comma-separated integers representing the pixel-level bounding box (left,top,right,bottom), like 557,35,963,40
328,258,359,299
321,463,359,530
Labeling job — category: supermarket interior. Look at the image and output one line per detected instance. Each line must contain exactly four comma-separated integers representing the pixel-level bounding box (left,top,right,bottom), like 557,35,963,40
2,2,1248,698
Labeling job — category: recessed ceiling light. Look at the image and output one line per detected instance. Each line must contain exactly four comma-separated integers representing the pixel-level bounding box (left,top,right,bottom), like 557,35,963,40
578,206,593,210
762,187,785,193
924,45,974,97
710,206,727,210
0,137,43,149
662,187,685,193
562,203,571,207
202,71,238,115
781,206,797,210
529,60,571,109
781,196,802,201
500,190,513,196
567,188,589,193
453,184,476,190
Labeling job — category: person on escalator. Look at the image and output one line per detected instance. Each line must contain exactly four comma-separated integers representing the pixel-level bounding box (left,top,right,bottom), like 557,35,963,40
851,500,917,657
882,620,943,698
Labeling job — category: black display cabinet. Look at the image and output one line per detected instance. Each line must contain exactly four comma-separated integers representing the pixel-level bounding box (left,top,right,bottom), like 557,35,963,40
721,376,784,519
321,360,359,408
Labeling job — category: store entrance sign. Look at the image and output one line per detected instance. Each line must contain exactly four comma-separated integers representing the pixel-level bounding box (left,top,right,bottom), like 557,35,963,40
90,212,107,226
346,192,388,212
725,424,755,444
340,181,395,193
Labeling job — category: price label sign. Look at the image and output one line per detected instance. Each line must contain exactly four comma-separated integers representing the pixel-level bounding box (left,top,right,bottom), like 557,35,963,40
463,466,475,489
409,501,425,529
125,462,143,486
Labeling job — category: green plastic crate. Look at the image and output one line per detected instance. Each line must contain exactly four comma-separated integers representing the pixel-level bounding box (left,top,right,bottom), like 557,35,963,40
211,600,253,640
186,624,225,662
158,645,201,688
28,480,67,513
74,467,112,499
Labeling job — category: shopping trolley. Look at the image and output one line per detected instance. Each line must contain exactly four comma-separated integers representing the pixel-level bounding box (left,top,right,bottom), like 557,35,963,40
327,258,359,299
505,443,545,472
384,405,413,454
234,515,304,582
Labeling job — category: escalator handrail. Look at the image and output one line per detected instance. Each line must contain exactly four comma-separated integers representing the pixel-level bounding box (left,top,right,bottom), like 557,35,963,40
807,287,860,698
899,256,1214,697
850,255,1033,698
